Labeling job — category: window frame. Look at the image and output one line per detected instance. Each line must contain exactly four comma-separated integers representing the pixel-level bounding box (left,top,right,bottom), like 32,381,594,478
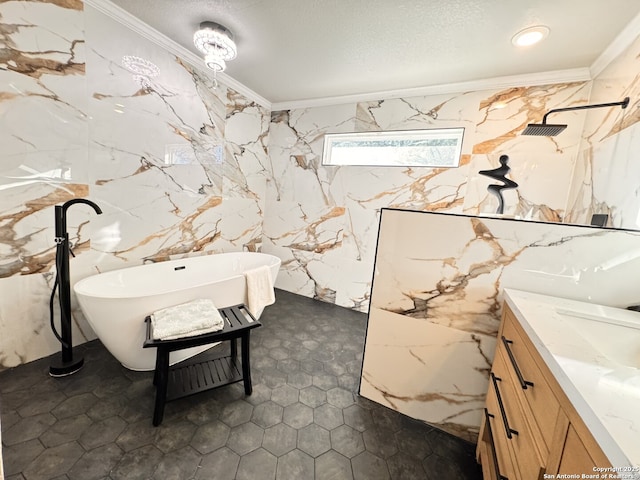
321,127,465,168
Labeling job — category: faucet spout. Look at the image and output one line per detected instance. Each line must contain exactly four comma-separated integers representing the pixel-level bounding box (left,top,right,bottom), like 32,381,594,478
62,198,103,215
55,198,102,239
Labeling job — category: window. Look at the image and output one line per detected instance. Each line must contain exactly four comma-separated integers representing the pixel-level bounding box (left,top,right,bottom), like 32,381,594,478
321,128,464,167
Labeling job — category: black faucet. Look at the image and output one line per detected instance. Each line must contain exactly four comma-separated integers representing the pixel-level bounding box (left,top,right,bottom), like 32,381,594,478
50,198,102,377
54,199,103,242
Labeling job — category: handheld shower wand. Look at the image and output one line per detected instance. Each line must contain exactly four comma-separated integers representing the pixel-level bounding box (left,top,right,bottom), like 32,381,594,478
49,198,102,377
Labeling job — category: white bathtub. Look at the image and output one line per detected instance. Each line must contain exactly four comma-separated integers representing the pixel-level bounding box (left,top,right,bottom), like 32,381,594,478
74,252,281,371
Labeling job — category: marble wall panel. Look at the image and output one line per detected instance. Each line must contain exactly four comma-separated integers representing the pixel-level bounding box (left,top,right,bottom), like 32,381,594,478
1,0,88,278
0,2,269,369
361,208,640,441
465,82,591,221
0,272,95,369
362,307,494,442
267,82,594,312
565,33,640,228
465,152,573,221
84,4,268,267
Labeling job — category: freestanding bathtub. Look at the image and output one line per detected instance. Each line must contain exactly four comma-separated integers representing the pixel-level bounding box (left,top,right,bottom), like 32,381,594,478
74,252,281,371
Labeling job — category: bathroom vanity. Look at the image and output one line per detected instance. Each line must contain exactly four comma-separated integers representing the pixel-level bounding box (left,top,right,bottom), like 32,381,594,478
477,289,640,479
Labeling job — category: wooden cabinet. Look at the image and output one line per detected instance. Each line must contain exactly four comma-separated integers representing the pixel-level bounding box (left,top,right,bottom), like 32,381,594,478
477,304,612,479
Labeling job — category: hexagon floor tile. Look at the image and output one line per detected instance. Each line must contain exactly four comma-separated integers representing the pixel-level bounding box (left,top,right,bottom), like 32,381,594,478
0,289,482,479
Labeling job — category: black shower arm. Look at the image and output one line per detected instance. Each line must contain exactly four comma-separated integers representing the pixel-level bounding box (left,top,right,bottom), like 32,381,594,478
542,97,630,124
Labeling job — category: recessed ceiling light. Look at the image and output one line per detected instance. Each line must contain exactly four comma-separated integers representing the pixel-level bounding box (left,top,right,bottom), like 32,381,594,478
511,25,550,47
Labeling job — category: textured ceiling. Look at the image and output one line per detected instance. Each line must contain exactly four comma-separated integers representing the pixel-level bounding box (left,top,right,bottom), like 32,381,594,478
107,0,640,105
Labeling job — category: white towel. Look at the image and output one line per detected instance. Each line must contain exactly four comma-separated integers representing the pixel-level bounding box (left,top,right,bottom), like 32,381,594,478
151,298,224,340
245,265,275,317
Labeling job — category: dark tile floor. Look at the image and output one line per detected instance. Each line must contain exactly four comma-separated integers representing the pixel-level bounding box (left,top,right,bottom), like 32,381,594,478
0,289,482,480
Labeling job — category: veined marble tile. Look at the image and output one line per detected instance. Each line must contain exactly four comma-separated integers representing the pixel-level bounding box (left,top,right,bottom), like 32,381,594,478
264,200,346,255
263,241,321,300
267,83,604,313
363,208,640,440
225,94,270,199
268,105,356,204
569,124,640,230
582,34,640,142
84,5,265,265
361,308,494,442
354,92,483,156
332,162,471,214
0,184,92,277
464,153,571,222
473,83,590,155
594,125,640,229
565,33,640,229
1,2,270,370
1,1,86,157
0,0,89,277
287,103,357,138
86,10,226,192
332,256,373,312
0,272,95,369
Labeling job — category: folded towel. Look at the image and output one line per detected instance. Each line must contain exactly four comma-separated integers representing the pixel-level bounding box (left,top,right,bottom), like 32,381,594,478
151,298,224,340
245,265,275,317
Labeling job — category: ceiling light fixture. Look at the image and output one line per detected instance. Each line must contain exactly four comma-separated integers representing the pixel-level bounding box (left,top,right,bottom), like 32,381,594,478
511,25,550,47
193,21,237,74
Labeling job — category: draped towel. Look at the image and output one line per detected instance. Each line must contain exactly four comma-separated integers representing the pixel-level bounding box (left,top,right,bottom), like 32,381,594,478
244,265,275,317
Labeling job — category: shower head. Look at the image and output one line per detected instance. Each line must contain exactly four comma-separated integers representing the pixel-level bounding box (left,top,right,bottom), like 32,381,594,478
521,97,630,137
522,123,567,136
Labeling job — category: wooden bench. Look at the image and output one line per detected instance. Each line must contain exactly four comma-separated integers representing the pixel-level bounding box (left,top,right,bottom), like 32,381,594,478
143,304,261,426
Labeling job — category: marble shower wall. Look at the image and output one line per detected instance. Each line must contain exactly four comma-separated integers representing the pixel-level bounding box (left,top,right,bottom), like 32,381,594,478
360,208,640,442
565,33,640,228
0,0,89,369
0,1,269,368
266,82,591,312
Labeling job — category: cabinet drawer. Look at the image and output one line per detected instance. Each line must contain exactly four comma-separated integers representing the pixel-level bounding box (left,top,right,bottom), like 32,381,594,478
502,309,560,450
479,409,516,480
490,351,545,480
486,384,520,480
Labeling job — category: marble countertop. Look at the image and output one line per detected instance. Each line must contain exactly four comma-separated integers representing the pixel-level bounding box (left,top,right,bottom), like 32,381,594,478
503,289,640,475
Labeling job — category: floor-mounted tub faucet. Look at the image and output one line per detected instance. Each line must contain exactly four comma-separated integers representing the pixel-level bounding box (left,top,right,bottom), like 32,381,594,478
50,198,102,377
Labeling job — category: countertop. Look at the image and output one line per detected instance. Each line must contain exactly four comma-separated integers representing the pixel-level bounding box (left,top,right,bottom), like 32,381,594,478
504,289,640,475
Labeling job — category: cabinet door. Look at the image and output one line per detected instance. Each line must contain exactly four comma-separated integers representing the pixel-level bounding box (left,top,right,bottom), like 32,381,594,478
556,425,597,475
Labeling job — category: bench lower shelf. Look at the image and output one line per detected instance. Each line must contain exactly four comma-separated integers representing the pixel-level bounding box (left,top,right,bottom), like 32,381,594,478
167,351,243,401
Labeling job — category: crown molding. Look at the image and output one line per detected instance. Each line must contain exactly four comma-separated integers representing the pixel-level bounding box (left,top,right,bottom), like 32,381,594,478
270,68,592,111
84,0,271,110
590,11,640,79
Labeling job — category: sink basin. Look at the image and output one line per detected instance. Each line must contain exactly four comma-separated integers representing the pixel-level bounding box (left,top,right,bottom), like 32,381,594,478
557,309,640,369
